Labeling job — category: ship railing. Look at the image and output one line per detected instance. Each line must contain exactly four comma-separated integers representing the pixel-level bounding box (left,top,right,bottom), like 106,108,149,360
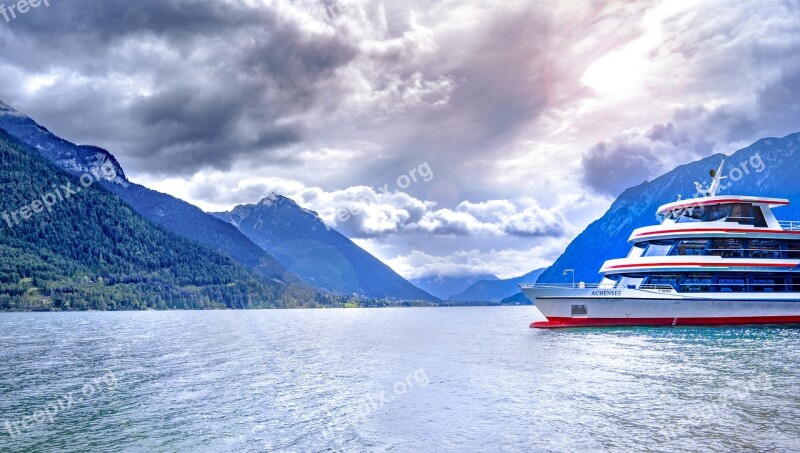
637,284,677,291
779,220,800,231
519,283,677,291
519,283,601,289
521,282,799,292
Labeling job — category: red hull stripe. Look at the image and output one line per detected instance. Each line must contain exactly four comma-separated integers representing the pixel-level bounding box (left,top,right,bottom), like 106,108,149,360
607,261,798,270
530,316,800,329
659,198,789,212
634,228,800,238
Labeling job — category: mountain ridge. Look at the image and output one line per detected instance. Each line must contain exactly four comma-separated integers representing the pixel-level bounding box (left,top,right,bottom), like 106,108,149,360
0,127,290,310
0,101,304,291
410,274,499,300
448,268,546,302
213,195,438,301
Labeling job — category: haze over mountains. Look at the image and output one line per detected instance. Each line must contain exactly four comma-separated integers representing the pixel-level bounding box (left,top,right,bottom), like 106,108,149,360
448,268,546,302
410,274,499,300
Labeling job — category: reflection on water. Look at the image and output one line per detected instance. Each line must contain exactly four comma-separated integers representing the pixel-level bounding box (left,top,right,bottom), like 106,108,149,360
1,308,798,452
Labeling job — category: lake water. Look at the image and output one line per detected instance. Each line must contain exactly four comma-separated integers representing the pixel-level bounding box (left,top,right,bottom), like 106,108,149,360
1,307,799,452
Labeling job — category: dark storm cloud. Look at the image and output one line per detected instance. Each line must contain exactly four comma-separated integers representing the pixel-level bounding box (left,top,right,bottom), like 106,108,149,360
9,0,267,42
0,0,652,187
581,138,662,197
0,0,360,174
580,100,776,196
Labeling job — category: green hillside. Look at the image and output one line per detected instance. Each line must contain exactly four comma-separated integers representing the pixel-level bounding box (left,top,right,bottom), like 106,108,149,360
0,129,300,310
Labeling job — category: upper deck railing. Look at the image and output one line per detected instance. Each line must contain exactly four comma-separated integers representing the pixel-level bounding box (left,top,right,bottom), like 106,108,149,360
519,283,600,289
779,220,800,231
519,283,675,291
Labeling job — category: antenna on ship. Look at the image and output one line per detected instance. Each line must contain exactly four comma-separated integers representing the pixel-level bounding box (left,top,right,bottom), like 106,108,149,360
693,156,727,198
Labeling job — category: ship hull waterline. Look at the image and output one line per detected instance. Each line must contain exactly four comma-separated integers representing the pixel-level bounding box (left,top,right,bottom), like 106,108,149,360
523,287,800,329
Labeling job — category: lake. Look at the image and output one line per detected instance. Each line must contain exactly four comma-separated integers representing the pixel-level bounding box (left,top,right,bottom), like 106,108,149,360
1,307,799,452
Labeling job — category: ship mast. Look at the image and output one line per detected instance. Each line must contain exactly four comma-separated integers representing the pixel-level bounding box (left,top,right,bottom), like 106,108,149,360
694,157,727,198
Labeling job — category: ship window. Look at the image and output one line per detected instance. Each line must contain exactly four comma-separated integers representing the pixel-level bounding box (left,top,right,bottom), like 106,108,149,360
599,275,620,288
749,239,783,259
753,208,768,227
727,204,766,226
618,275,645,289
786,242,800,259
753,274,787,292
681,274,713,292
717,274,748,292
628,244,646,258
571,305,588,316
671,240,708,256
644,241,674,257
708,239,745,258
705,204,732,222
677,207,706,223
648,274,681,290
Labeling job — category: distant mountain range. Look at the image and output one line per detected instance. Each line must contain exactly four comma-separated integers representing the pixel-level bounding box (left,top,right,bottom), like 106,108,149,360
213,196,437,301
448,268,546,302
538,132,800,284
410,274,498,300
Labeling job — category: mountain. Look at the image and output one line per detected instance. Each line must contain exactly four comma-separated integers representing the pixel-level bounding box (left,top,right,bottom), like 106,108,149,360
0,101,127,185
448,268,546,302
213,195,438,301
538,132,800,284
0,128,288,310
500,292,531,305
0,101,301,290
410,274,498,300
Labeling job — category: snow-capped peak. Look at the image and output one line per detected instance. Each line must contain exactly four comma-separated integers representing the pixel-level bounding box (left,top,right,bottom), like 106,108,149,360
259,192,280,207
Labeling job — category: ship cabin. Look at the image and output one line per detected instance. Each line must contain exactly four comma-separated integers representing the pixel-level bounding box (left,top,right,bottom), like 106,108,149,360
598,195,800,294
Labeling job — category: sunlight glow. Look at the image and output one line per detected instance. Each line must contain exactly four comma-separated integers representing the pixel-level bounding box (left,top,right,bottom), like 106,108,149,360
581,49,648,96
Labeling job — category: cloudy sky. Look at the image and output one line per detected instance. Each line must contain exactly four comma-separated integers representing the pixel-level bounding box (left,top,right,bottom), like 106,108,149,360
1,0,798,279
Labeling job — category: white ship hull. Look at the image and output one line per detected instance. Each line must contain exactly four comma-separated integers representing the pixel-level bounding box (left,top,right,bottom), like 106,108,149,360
523,287,800,328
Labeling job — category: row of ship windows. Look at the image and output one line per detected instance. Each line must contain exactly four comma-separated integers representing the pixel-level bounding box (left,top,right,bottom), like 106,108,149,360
663,203,768,227
629,238,800,259
604,273,798,293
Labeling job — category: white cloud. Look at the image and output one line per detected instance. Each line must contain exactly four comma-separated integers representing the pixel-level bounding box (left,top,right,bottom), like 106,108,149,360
384,243,566,280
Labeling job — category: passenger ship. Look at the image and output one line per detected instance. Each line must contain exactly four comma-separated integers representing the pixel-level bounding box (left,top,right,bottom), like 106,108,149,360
522,158,800,328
